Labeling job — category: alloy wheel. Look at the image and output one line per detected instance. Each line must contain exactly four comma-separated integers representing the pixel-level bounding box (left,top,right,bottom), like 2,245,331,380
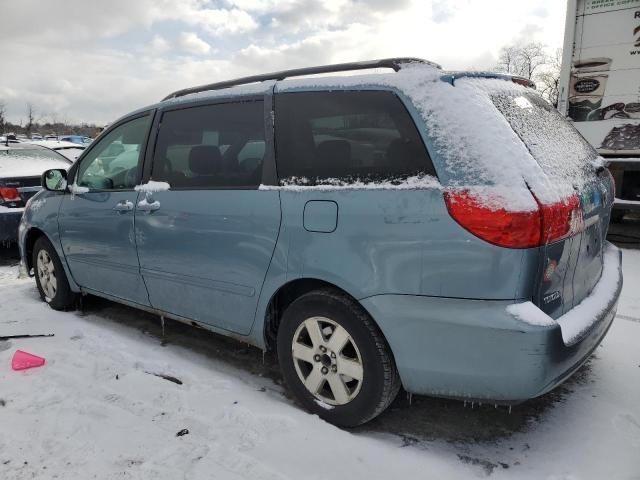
291,316,364,406
36,249,57,301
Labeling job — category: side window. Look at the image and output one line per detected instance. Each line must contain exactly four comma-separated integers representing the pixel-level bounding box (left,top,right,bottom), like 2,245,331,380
275,91,434,183
151,101,265,188
76,115,151,190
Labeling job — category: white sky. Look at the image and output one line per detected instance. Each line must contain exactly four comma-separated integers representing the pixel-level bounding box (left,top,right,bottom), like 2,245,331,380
0,0,568,125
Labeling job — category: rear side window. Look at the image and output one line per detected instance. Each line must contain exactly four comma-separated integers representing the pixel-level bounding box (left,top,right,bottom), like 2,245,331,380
275,91,434,184
151,101,265,188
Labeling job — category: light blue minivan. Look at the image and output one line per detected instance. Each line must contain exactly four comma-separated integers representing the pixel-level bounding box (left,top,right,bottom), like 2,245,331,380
19,59,623,426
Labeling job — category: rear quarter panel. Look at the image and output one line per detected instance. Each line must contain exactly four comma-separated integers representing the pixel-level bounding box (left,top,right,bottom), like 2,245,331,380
249,188,542,345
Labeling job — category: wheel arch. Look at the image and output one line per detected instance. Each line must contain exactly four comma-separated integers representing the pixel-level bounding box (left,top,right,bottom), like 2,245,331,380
23,226,80,293
23,227,49,272
261,277,391,355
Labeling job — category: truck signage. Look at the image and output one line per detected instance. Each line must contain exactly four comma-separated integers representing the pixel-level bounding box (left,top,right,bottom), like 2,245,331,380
559,0,640,155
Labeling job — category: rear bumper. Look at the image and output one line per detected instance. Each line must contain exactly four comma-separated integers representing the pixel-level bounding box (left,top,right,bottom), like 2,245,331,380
0,208,24,243
360,244,623,402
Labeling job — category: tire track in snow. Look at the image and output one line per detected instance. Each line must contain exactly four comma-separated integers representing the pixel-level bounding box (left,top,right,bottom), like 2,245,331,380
616,314,640,323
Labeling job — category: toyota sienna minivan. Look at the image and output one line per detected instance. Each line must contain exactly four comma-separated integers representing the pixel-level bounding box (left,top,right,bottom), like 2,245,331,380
19,58,623,427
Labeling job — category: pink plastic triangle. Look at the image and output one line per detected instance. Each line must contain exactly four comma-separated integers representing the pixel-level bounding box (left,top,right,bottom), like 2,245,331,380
12,350,46,371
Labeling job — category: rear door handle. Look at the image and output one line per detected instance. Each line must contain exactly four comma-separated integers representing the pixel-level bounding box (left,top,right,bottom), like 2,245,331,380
113,200,134,213
137,199,160,212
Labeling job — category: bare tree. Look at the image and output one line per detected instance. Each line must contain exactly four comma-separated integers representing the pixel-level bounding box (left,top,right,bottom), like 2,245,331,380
537,48,562,108
495,43,564,107
25,102,37,136
496,46,521,75
518,43,549,80
0,101,5,134
495,42,549,80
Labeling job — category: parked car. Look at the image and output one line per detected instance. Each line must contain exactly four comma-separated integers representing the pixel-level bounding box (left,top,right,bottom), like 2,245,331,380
26,140,85,161
1,144,71,245
19,59,622,427
59,135,92,145
1,133,20,144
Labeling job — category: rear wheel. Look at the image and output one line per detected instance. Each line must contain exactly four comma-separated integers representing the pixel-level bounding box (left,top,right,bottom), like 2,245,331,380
33,236,77,310
277,289,400,427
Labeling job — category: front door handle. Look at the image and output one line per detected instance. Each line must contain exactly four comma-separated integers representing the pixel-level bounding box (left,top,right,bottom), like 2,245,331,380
113,200,134,213
137,199,160,212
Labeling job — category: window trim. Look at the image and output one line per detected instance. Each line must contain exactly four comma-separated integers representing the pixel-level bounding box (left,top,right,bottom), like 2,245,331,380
273,89,436,183
143,96,273,191
69,110,156,193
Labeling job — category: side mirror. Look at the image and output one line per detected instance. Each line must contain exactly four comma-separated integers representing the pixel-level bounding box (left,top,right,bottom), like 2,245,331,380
42,169,68,192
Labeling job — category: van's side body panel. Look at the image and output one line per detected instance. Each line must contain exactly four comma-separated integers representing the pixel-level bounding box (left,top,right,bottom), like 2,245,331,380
263,189,537,300
134,94,282,335
135,189,281,334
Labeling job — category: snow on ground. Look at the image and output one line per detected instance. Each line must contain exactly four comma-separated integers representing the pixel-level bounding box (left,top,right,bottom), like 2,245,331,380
0,250,639,479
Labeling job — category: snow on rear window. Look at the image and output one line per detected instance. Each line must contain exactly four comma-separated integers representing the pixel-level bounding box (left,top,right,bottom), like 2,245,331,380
492,92,598,201
393,75,547,209
394,75,599,208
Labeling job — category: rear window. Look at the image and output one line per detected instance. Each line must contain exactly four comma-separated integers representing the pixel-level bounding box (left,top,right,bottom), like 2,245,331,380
3,147,68,162
492,92,598,183
275,91,435,184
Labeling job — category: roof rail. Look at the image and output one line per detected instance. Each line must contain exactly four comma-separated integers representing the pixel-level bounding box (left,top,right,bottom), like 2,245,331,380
161,57,440,101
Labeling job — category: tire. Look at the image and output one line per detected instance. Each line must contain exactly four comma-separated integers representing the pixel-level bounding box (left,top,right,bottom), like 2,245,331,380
33,236,77,310
277,289,400,427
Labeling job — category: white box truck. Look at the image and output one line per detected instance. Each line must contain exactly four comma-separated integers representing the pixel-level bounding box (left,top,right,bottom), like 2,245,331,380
559,0,640,220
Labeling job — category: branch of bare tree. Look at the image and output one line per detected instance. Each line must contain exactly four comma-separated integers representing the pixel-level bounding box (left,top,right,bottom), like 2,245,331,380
495,43,562,107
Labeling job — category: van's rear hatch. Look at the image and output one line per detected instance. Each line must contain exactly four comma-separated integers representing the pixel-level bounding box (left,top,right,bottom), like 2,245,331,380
491,91,613,318
413,75,614,319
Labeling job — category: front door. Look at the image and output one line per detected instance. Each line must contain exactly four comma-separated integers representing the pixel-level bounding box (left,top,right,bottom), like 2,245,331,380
58,114,153,305
134,99,281,334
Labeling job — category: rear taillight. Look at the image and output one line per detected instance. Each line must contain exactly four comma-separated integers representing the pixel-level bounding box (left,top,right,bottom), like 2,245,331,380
444,190,584,249
0,187,21,203
444,191,541,248
539,195,583,244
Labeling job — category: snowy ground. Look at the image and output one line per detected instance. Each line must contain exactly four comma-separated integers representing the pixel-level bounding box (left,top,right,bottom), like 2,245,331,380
1,247,639,479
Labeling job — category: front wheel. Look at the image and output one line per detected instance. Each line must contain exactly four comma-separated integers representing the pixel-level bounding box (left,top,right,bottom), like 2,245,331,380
277,289,400,427
33,236,77,310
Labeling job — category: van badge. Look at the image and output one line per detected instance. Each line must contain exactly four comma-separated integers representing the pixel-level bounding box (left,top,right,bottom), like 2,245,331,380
543,291,561,304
